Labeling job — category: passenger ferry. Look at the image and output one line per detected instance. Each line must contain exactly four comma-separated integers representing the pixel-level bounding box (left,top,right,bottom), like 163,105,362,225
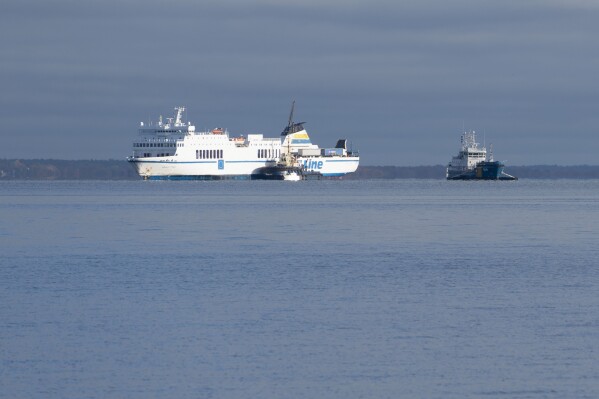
446,130,517,180
127,104,359,180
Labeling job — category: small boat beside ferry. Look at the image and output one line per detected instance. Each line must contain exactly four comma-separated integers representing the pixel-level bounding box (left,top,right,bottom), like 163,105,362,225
127,103,359,180
446,130,517,180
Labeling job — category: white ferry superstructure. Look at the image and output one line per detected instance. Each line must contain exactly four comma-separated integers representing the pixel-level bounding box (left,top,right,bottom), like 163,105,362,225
127,105,359,180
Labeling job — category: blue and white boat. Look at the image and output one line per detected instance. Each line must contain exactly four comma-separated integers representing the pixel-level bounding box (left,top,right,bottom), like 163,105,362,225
127,104,359,180
446,130,517,180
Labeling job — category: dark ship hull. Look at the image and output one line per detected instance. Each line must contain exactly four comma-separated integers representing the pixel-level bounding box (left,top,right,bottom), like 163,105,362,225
252,165,303,180
447,161,517,180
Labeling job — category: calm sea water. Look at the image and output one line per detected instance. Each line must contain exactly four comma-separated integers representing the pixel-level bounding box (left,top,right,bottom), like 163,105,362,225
1,179,598,398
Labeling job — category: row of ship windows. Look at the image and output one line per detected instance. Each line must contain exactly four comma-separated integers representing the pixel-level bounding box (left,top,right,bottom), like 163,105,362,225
196,149,224,159
135,143,183,148
141,153,172,157
259,149,278,158
193,149,279,159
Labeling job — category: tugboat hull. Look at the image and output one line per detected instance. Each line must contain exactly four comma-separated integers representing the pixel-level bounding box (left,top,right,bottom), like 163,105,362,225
253,165,304,180
447,161,517,180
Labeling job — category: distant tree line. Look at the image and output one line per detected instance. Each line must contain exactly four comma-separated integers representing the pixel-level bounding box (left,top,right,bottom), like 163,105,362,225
345,165,446,179
503,165,599,179
0,159,138,180
2,159,599,180
346,164,599,179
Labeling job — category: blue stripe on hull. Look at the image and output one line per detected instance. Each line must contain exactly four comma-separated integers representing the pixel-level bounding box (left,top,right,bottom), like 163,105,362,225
131,160,271,164
146,175,252,181
145,174,294,181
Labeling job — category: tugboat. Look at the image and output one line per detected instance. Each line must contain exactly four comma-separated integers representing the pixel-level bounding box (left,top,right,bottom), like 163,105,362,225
254,101,305,180
254,101,358,181
446,131,517,180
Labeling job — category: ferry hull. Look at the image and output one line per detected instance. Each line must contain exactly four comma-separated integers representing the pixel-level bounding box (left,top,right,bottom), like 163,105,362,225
128,156,359,180
298,156,359,177
128,158,272,178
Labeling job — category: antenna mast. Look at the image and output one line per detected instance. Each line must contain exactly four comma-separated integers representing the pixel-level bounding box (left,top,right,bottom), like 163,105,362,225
288,100,295,130
284,100,295,166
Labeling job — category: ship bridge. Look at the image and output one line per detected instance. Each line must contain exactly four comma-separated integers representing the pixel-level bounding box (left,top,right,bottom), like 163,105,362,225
138,106,195,136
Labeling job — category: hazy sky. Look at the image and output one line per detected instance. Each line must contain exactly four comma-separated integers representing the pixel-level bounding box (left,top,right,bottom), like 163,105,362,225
1,0,598,165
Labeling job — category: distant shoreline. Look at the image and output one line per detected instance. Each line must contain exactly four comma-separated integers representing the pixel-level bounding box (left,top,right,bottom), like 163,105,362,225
2,159,599,180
